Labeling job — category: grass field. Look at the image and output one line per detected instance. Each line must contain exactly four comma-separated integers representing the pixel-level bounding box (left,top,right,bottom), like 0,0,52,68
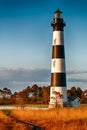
11,106,87,130
0,110,30,130
0,105,87,130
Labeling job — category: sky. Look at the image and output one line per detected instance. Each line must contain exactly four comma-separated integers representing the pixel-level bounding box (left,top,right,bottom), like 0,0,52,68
0,0,87,92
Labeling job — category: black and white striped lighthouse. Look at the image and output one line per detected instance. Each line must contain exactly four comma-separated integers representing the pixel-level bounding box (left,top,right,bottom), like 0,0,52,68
49,9,67,108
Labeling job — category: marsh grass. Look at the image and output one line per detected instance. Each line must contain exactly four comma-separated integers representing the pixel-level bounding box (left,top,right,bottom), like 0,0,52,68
0,110,30,130
0,111,10,123
12,107,87,130
0,111,11,130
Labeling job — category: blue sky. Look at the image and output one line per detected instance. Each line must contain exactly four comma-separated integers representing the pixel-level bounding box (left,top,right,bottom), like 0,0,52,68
0,0,87,92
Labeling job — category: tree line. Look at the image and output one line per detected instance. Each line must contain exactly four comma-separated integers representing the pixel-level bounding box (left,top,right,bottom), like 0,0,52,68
0,85,87,105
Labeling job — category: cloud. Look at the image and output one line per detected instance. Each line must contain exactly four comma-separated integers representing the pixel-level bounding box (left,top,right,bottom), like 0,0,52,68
67,70,87,75
0,67,50,92
0,67,50,82
68,78,87,83
0,67,87,92
67,70,87,86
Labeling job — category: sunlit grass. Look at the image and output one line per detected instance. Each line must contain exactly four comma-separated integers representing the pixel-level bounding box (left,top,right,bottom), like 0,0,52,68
0,110,29,130
12,107,87,130
0,110,10,123
0,111,11,130
0,106,87,130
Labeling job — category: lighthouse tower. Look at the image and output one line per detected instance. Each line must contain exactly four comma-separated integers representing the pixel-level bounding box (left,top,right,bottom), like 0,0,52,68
49,9,67,108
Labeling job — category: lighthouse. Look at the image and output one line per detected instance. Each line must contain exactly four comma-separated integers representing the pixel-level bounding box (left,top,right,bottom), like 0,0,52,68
49,9,67,108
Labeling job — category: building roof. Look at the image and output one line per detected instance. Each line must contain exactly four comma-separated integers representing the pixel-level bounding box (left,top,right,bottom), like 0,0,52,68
67,96,78,102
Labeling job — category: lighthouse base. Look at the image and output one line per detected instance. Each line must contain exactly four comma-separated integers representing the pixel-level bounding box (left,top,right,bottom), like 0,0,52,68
49,101,67,108
49,87,67,108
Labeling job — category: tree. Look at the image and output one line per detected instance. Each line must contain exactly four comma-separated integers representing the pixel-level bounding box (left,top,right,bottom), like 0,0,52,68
80,90,87,104
67,89,72,97
29,84,38,102
0,88,12,105
41,86,50,104
70,87,77,97
1,88,12,98
76,87,83,98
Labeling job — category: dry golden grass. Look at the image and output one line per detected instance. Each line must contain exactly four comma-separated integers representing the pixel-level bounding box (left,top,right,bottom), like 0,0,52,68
0,111,11,130
0,110,10,123
0,110,29,130
12,107,87,130
12,123,30,130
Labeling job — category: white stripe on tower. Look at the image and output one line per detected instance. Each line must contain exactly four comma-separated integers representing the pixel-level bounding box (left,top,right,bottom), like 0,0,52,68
49,9,67,108
51,59,65,73
53,31,64,45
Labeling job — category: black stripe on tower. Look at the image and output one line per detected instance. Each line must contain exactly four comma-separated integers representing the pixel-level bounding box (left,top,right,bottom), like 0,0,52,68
52,45,65,58
51,73,66,86
51,18,66,31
